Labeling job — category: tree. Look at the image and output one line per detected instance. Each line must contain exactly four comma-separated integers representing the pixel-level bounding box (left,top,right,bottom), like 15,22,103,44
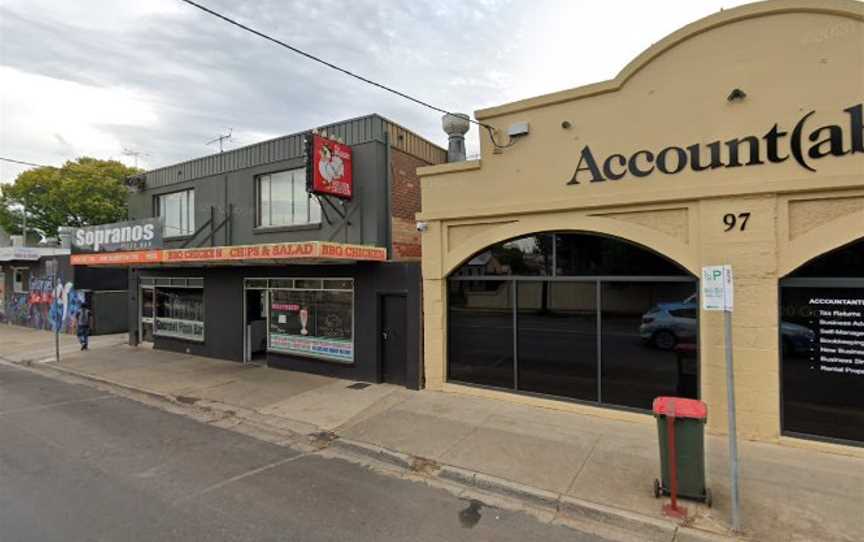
0,157,140,239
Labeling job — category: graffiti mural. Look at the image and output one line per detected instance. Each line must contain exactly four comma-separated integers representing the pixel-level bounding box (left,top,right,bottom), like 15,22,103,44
0,270,83,333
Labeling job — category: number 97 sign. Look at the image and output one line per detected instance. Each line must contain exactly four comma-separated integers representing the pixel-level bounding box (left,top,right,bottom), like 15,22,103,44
702,265,734,311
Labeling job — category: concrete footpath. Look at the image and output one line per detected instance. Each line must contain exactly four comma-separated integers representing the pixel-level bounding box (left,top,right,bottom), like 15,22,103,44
1,326,862,542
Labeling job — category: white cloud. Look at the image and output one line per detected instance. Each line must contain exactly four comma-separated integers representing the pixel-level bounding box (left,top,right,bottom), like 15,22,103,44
0,66,160,179
0,0,752,183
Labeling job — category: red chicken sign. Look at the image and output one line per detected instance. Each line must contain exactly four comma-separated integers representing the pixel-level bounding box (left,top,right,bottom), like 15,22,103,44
307,133,353,200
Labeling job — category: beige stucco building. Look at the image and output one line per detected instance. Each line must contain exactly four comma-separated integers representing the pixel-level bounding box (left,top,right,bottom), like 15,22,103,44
418,0,864,453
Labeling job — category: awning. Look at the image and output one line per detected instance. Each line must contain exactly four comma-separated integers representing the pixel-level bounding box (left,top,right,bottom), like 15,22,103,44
70,241,387,266
0,247,70,262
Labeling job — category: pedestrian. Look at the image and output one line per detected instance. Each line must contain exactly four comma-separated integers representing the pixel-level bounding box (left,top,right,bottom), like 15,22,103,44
76,303,92,350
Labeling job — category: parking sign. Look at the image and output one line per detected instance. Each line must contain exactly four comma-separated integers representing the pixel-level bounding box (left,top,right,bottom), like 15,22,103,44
702,265,733,311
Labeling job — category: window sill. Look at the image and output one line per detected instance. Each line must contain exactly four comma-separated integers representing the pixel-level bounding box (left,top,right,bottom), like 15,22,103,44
253,223,322,234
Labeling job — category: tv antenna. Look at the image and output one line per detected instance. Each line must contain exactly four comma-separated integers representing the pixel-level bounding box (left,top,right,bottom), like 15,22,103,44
207,129,233,152
121,147,149,168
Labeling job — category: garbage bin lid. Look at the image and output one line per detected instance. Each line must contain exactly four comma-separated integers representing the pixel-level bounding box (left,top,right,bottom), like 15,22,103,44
652,396,707,420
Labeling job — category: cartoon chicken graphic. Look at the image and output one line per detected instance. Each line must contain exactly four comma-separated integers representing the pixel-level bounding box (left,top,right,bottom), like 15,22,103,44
318,143,345,185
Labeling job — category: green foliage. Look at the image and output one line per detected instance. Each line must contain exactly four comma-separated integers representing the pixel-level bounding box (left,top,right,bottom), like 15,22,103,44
0,157,141,238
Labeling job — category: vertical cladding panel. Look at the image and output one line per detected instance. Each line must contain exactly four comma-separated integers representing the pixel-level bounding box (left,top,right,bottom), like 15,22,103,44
140,115,442,192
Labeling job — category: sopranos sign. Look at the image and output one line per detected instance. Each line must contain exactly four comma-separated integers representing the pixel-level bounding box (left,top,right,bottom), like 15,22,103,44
567,103,863,185
306,133,353,199
73,218,162,253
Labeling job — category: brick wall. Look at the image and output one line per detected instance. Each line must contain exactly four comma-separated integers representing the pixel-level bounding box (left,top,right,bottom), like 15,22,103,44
390,148,432,261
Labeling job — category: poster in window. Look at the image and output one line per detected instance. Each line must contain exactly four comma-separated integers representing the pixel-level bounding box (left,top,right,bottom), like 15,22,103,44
269,289,353,362
306,134,353,200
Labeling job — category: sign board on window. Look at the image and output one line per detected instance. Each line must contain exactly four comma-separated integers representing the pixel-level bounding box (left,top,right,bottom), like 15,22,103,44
702,265,733,311
73,218,163,253
306,133,353,200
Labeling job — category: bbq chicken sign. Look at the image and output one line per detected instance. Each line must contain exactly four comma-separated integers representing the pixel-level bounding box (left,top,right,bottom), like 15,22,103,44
306,133,353,200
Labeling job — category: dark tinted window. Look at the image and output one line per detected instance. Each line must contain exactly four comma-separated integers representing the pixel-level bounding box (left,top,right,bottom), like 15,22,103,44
556,234,685,276
789,239,864,278
780,286,864,443
601,282,698,409
517,282,597,401
451,235,553,277
448,281,514,388
447,232,697,410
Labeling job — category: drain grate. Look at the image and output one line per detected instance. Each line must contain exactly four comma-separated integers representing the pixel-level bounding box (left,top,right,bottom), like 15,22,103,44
346,382,371,390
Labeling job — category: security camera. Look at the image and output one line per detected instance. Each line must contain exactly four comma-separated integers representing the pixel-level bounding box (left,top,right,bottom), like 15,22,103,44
416,221,428,232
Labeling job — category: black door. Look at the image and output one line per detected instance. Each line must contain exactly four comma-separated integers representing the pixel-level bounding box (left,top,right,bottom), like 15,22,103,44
381,295,407,386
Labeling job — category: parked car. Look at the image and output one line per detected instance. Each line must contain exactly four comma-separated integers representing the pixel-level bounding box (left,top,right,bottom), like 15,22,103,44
640,301,698,350
640,300,816,353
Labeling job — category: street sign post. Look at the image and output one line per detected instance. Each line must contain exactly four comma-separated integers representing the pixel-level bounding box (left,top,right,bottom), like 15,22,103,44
701,265,740,532
46,258,60,364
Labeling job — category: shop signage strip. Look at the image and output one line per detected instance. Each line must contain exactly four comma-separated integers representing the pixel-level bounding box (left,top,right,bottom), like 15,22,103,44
71,241,387,266
72,218,163,253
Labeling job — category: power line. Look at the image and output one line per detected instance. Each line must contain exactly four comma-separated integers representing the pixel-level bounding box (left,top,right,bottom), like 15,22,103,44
177,0,513,149
0,156,52,169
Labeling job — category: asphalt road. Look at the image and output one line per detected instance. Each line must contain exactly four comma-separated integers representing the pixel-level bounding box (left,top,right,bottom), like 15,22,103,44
0,364,605,542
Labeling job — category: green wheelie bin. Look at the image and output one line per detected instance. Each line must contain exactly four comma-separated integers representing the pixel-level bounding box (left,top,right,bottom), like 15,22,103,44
652,396,711,506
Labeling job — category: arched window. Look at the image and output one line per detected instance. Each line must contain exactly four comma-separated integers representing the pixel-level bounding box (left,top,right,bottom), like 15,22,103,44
780,238,864,444
448,232,698,411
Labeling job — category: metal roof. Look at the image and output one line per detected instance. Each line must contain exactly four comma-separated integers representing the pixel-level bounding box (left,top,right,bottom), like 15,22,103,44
141,114,446,189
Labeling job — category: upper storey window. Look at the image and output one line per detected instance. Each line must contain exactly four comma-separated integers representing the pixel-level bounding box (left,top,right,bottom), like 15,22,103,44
156,189,195,238
257,169,321,228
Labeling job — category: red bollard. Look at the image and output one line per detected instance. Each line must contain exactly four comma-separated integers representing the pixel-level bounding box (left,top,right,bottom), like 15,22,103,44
662,399,688,519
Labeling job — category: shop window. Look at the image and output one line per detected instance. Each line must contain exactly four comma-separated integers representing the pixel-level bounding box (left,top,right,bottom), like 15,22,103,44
450,234,552,278
12,268,28,293
268,279,353,362
601,282,698,409
556,233,686,276
257,169,321,228
517,281,597,401
788,238,864,278
447,232,698,411
156,189,195,237
448,280,514,388
780,238,864,444
152,279,204,342
141,288,154,319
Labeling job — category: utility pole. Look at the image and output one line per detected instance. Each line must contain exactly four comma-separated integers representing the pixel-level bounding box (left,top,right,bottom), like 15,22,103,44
206,129,233,153
21,202,27,246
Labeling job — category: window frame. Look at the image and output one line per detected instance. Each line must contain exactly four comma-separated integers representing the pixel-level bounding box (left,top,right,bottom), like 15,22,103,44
778,276,864,447
155,188,196,238
255,168,322,229
12,267,28,293
245,277,354,363
446,232,700,413
144,276,205,342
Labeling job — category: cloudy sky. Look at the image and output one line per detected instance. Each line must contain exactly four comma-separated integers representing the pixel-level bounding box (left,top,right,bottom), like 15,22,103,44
0,0,751,182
